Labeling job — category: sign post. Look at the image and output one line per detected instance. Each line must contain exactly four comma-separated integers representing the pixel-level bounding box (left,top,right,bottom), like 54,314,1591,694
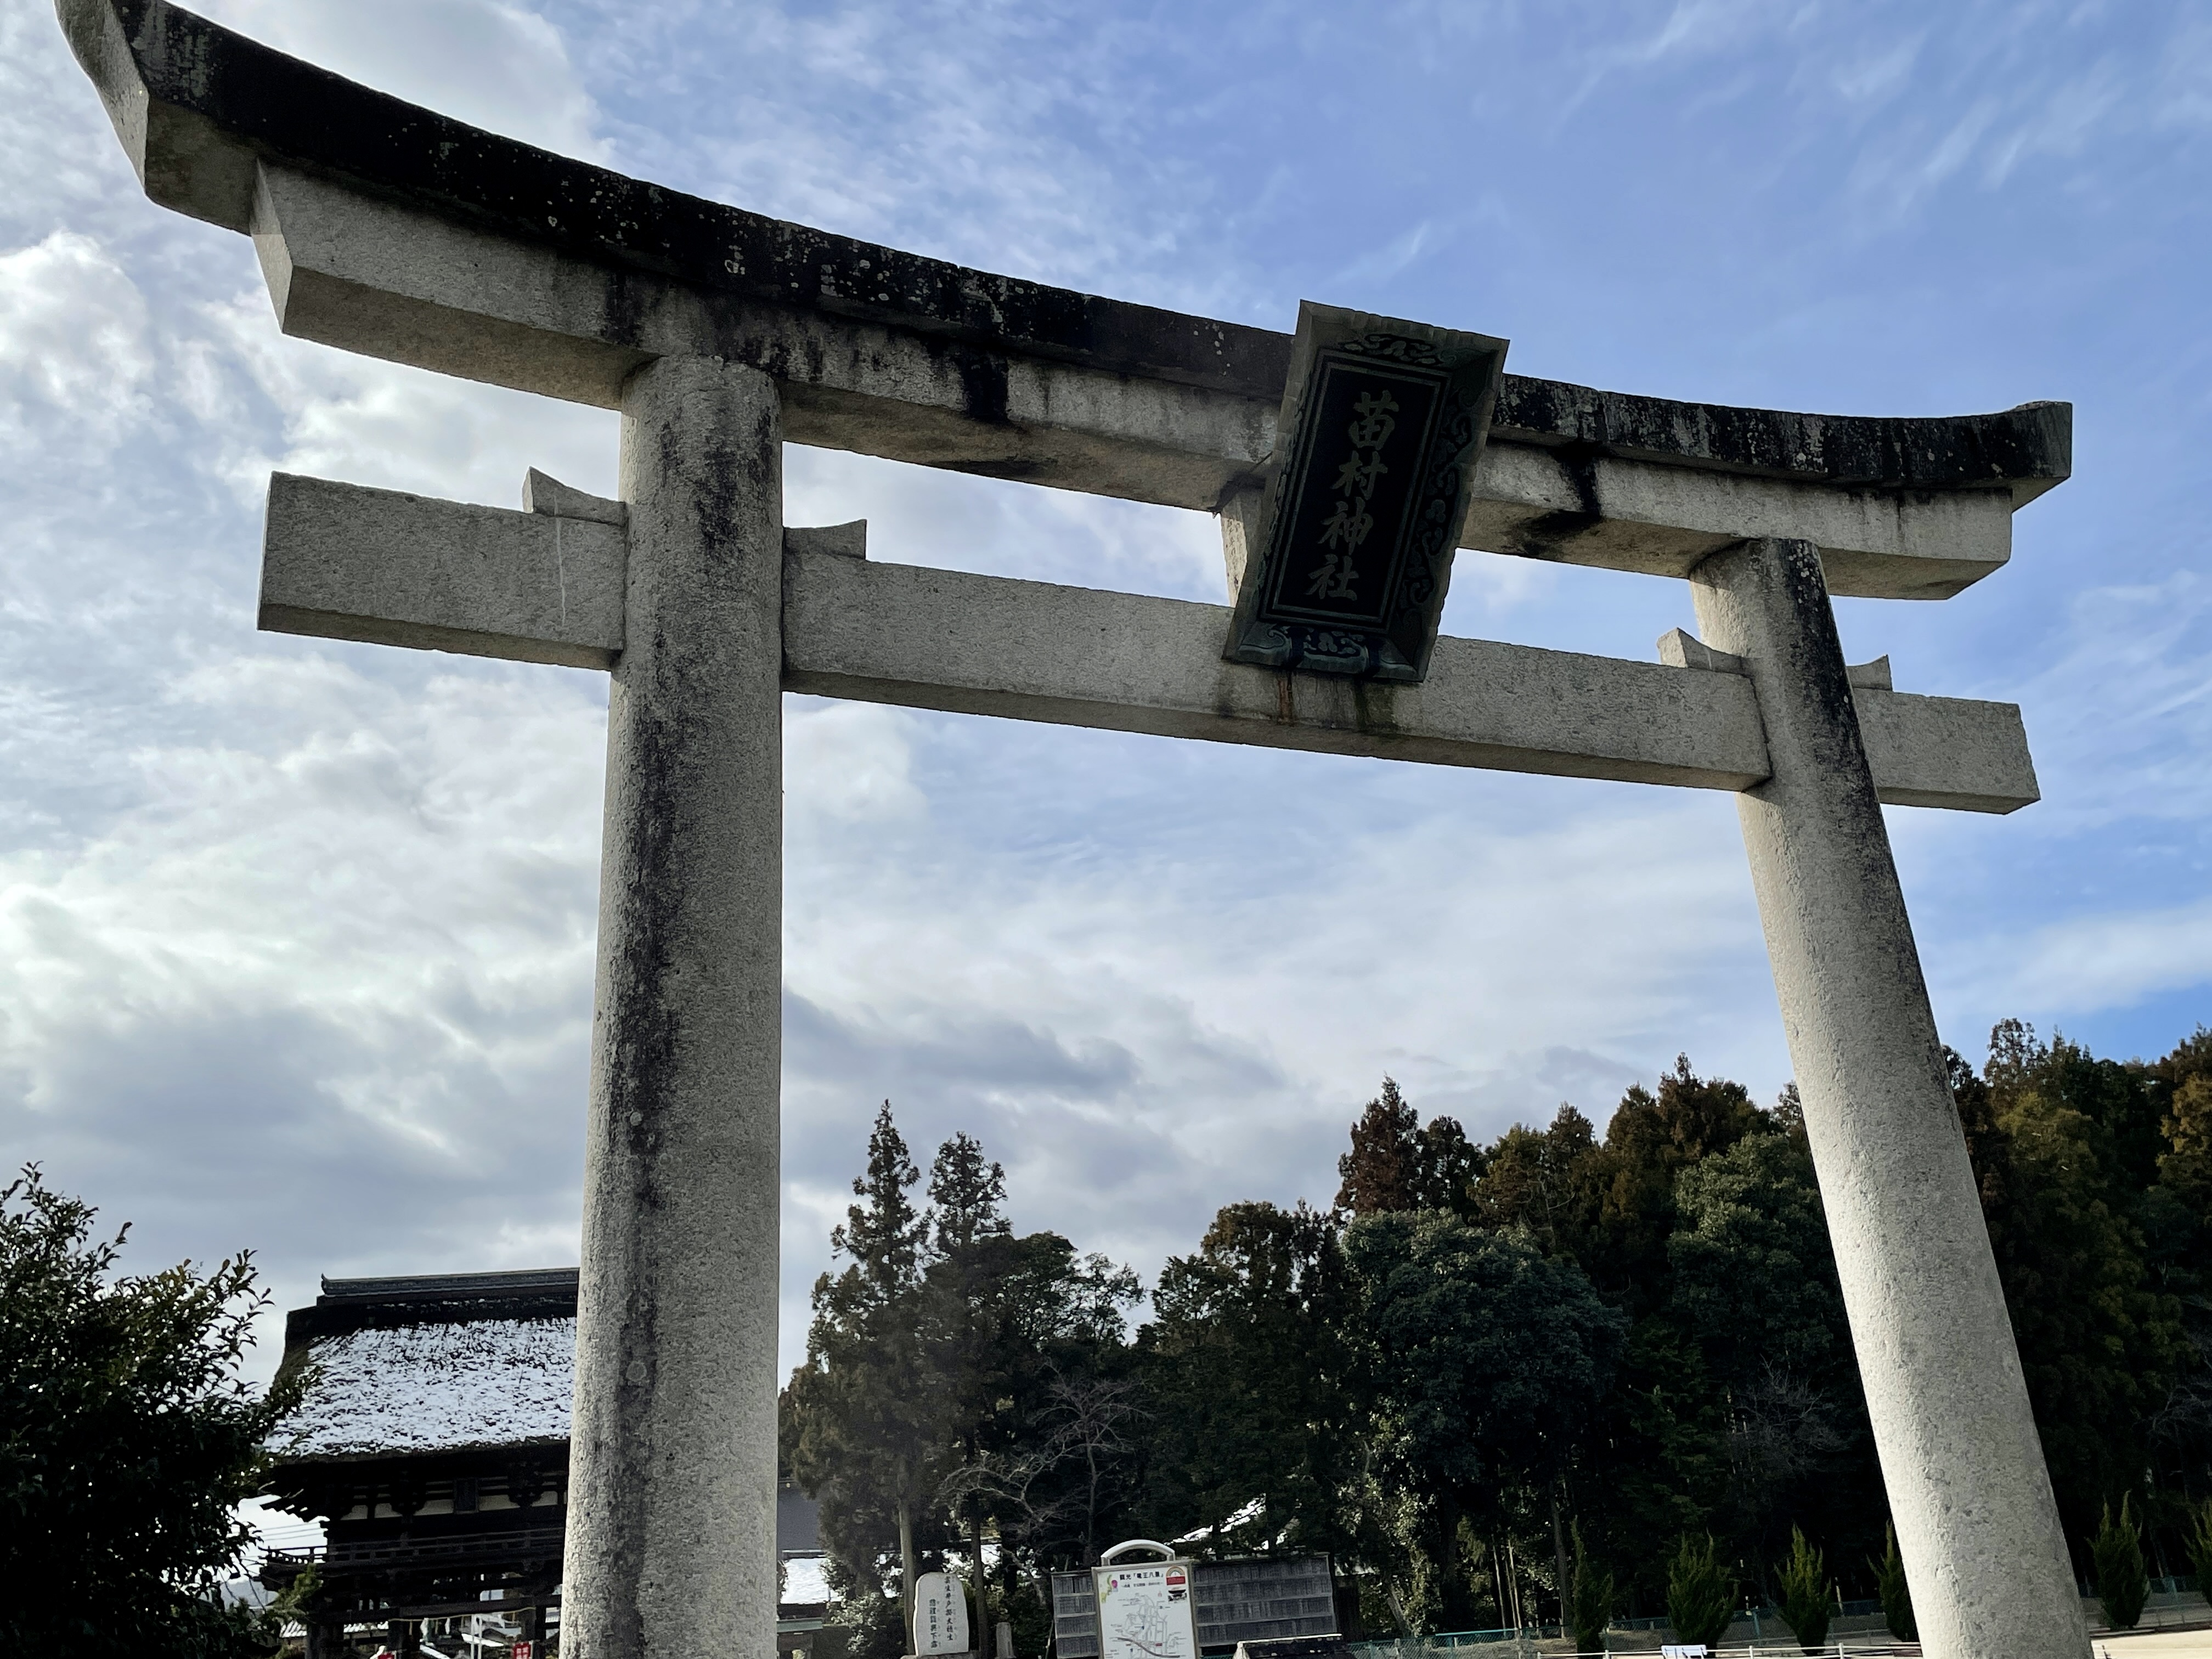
1093,1542,1200,1659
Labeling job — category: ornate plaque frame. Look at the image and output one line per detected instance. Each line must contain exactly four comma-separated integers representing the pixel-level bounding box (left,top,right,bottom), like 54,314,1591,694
1223,302,1508,683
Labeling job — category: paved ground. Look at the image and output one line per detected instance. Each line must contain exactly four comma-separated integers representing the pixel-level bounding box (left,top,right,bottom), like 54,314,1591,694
2096,1632,2212,1659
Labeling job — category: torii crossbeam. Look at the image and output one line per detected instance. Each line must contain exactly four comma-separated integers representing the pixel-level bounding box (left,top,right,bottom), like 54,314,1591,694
59,5,2085,1658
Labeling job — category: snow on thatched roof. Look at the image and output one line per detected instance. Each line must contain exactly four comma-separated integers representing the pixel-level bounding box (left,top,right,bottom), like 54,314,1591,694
279,1314,574,1458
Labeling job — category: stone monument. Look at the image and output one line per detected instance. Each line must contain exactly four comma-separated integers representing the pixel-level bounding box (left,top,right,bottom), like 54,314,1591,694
57,4,2084,1657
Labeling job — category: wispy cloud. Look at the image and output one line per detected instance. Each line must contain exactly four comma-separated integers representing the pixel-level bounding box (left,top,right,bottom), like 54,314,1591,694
6,0,2210,1391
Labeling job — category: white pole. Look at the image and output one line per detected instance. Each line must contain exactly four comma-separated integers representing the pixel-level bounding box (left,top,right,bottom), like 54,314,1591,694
1691,538,2086,1659
566,356,786,1659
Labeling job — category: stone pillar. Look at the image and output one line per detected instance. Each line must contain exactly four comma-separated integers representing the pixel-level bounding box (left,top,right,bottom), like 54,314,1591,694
566,356,785,1658
1691,538,2084,1659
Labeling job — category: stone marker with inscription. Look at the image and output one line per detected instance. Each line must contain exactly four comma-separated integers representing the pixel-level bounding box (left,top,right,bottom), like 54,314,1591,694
910,1571,972,1659
57,5,2087,1658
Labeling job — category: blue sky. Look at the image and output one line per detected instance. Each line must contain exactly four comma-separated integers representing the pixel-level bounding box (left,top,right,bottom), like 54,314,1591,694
3,0,2209,1392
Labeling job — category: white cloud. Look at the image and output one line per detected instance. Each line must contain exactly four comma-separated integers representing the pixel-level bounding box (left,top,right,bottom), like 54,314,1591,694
1969,897,2212,1018
196,0,608,163
0,231,152,450
7,0,2211,1400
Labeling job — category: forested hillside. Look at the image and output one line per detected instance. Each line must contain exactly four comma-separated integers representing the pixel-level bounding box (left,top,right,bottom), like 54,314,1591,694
781,1022,2212,1651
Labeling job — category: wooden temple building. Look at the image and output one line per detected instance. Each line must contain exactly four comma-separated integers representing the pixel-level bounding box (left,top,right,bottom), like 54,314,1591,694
258,1268,579,1656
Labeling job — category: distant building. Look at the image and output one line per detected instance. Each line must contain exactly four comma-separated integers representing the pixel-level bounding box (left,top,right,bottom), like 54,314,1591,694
258,1269,577,1656
259,1267,832,1656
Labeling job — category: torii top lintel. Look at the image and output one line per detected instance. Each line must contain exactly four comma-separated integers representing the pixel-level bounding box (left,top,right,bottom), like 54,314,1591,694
60,0,2069,602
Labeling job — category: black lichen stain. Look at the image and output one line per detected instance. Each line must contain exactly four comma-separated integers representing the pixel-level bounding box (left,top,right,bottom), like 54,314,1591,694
1512,441,1605,559
951,346,1011,428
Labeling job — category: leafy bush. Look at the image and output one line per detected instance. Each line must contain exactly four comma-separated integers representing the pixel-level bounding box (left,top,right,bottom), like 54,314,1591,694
0,1166,298,1658
2183,1498,2212,1592
1570,1522,1615,1654
1665,1533,1735,1648
1869,1525,1915,1643
1774,1526,1836,1652
2094,1497,2149,1630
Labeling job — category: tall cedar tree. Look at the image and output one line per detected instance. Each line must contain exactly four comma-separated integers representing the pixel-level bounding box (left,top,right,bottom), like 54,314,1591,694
1139,1201,1357,1559
1337,1078,1483,1218
1343,1210,1625,1632
785,1103,943,1638
924,1133,1014,1635
1,1167,300,1658
1669,1131,1876,1573
1962,1025,2185,1548
789,1110,1143,1659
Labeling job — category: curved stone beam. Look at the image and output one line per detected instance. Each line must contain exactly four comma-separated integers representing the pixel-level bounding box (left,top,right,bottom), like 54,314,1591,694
61,0,2070,599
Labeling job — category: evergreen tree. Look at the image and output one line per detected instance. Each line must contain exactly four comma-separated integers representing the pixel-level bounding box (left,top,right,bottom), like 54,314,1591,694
1338,1079,1423,1215
930,1132,1012,1259
2180,1497,2212,1589
1669,1132,1877,1570
924,1131,1016,1639
2093,1497,2149,1629
1140,1201,1355,1557
1344,1212,1625,1630
834,1101,932,1300
1415,1116,1485,1220
1663,1533,1735,1647
787,1104,945,1632
1870,1526,1915,1642
793,1110,1146,1651
1473,1106,1601,1260
1337,1078,1487,1219
1773,1526,1835,1651
1960,1028,2184,1543
1568,1522,1616,1654
1589,1057,1762,1315
0,1166,297,1659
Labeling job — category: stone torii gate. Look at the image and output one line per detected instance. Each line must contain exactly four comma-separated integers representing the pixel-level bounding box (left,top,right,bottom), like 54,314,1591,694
61,4,2085,1657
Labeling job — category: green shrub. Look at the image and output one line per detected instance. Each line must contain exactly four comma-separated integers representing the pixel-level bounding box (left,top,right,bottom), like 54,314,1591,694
2184,1497,2212,1593
1774,1526,1836,1652
1665,1533,1735,1648
1570,1523,1615,1654
1869,1526,1915,1643
0,1166,298,1659
2094,1496,2149,1630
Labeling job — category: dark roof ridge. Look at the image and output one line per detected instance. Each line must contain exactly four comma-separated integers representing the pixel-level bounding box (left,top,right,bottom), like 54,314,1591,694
58,0,2070,495
318,1267,580,1303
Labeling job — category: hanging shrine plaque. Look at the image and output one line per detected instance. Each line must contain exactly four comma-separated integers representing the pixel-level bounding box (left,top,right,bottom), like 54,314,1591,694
1224,301,1508,683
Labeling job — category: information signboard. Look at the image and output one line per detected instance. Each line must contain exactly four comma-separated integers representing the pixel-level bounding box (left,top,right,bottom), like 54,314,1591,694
1094,1555,1199,1659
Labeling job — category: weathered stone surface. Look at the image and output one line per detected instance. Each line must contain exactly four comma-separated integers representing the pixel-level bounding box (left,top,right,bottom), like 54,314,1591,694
524,468,626,525
567,358,783,1659
786,550,1771,791
782,521,867,560
783,551,2037,811
254,473,2040,812
63,0,2068,601
261,472,625,670
1693,538,2085,1659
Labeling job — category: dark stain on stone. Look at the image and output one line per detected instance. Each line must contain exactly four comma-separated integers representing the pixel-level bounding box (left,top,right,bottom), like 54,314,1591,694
951,345,1011,428
1352,680,1400,737
1509,440,1605,558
